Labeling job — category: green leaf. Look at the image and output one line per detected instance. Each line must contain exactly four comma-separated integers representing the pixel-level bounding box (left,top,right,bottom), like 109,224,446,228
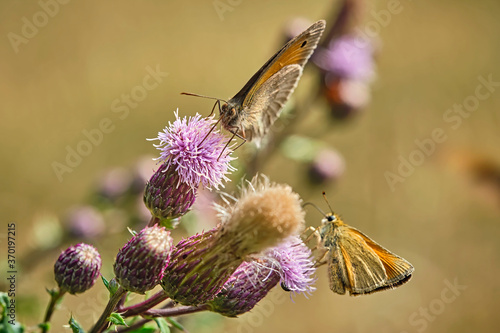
166,317,185,331
108,279,120,295
38,323,50,331
102,276,120,296
0,293,25,333
159,217,180,230
153,318,170,333
127,227,138,236
109,313,127,326
45,288,57,297
127,328,156,333
68,316,85,333
0,293,8,315
101,275,110,290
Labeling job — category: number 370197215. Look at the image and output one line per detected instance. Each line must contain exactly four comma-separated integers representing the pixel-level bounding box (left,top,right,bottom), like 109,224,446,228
7,223,15,267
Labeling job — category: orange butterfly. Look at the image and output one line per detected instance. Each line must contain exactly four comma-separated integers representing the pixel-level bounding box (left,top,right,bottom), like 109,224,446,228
307,194,414,295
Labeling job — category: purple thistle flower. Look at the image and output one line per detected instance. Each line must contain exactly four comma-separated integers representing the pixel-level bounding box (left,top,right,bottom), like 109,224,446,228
114,225,173,294
150,110,235,190
161,175,306,306
207,236,315,316
265,236,316,296
314,34,375,81
54,243,102,294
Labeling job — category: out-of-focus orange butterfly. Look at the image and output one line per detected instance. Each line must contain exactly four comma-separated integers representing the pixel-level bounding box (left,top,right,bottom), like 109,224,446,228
306,193,414,295
183,20,326,146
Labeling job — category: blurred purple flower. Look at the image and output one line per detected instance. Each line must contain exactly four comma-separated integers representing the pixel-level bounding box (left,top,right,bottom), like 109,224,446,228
149,110,235,191
65,206,105,239
314,34,375,81
309,148,346,184
97,167,132,200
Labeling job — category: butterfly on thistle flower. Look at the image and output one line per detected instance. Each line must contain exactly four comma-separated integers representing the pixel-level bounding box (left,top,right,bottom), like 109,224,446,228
304,193,414,296
183,20,326,147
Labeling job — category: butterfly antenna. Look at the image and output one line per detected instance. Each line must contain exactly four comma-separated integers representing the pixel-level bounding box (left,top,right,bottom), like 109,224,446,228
322,191,335,214
181,92,226,117
302,202,328,218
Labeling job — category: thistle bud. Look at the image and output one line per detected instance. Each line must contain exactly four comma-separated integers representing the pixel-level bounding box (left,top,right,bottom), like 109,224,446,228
217,175,305,256
114,225,173,294
207,259,280,317
143,162,197,221
161,175,306,306
160,227,240,305
144,110,235,222
54,243,101,294
207,236,316,317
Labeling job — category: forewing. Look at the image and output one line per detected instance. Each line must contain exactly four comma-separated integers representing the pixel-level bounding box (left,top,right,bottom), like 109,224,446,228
349,228,414,290
334,226,388,295
235,20,325,107
239,64,301,143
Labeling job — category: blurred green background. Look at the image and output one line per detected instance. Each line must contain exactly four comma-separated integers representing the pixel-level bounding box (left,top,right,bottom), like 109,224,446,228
1,0,500,332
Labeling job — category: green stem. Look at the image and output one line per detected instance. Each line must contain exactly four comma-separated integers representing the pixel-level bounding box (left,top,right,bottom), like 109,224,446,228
116,303,207,333
119,290,171,317
89,286,127,333
144,304,209,317
41,288,66,333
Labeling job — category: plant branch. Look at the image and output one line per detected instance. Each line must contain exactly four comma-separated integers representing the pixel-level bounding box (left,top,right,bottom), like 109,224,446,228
89,286,127,333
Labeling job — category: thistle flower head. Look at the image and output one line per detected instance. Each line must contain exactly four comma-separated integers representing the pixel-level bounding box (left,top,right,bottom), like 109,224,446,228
151,110,235,190
114,225,173,294
207,236,315,316
54,243,101,294
216,174,306,257
161,175,305,306
265,236,316,296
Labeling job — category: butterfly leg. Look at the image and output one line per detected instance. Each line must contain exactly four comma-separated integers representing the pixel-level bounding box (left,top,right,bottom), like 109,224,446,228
229,129,247,152
302,226,322,248
314,249,329,267
208,99,222,117
217,127,247,160
200,116,222,146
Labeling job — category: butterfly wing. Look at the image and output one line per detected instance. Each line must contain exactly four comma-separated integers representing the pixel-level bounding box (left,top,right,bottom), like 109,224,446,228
327,225,414,296
328,225,387,295
235,20,325,108
349,228,414,290
225,20,325,142
238,64,301,144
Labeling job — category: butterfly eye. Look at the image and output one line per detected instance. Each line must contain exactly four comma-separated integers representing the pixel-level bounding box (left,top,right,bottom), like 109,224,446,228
327,214,336,222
